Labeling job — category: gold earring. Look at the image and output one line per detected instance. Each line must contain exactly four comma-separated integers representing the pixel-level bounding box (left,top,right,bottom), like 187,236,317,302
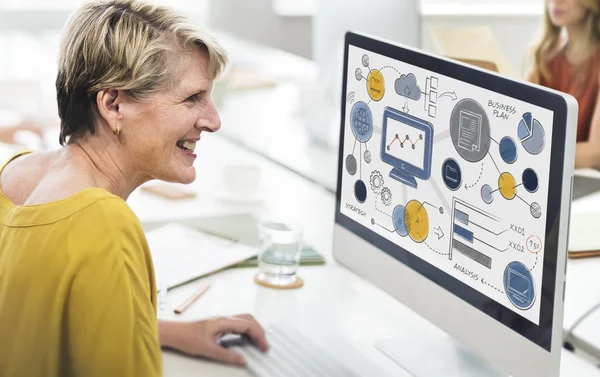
113,125,121,136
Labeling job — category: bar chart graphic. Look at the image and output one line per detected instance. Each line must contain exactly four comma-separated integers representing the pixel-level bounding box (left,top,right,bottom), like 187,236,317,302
449,198,508,269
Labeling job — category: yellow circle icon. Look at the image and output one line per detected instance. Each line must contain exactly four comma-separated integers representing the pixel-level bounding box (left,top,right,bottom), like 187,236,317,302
404,200,429,243
498,172,517,200
366,69,385,101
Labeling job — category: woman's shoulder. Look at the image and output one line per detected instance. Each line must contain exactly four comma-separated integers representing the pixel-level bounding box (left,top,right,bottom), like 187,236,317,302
73,194,145,238
65,195,152,272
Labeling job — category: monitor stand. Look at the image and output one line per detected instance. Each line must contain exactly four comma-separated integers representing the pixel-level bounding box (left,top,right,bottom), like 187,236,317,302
374,336,509,377
390,167,418,188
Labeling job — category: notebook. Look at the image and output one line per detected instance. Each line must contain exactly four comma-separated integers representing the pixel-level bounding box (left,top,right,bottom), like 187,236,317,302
568,212,600,259
146,222,257,289
232,244,326,268
187,213,326,267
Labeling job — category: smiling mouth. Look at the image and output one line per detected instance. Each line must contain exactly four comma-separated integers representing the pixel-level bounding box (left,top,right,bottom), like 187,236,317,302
176,140,197,153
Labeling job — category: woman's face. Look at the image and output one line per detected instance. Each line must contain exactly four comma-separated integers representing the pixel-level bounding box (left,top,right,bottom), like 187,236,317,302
120,47,220,184
547,0,589,27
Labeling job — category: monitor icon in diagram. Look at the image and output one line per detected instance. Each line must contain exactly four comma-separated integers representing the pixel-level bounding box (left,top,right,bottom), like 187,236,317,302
504,261,536,310
380,107,433,188
442,158,462,191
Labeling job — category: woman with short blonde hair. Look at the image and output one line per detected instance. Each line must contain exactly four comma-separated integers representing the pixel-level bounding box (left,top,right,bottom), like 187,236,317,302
0,1,267,376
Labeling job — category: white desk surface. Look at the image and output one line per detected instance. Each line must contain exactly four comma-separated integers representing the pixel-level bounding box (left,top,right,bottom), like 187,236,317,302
564,168,600,361
122,133,600,376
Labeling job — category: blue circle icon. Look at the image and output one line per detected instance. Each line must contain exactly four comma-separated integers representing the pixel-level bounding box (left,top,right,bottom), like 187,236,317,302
503,261,536,310
481,184,494,204
522,168,539,193
354,180,367,203
499,136,518,164
442,158,462,191
350,101,373,143
392,204,408,237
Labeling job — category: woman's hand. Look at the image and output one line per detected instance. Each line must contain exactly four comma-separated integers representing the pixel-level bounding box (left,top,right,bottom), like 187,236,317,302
158,314,269,366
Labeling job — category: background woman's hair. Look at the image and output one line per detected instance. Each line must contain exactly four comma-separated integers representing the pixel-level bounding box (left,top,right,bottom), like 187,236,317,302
56,0,228,145
528,0,600,85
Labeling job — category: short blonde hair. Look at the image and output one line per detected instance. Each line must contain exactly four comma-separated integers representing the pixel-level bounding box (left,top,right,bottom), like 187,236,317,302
57,0,228,145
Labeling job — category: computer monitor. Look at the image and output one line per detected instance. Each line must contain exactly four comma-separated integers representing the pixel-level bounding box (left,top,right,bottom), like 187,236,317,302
381,107,433,188
334,32,577,377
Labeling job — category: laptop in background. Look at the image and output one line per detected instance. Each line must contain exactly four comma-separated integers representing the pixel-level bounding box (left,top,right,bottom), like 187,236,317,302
572,175,600,201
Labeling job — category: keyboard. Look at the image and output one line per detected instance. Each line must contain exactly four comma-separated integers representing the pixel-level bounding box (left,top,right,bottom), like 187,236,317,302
220,325,361,377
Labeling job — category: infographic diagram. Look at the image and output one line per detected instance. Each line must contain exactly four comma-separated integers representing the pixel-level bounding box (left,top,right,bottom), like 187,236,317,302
340,48,554,325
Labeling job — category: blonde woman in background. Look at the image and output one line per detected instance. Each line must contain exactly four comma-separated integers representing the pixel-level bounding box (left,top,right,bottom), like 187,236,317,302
528,0,600,168
0,1,268,376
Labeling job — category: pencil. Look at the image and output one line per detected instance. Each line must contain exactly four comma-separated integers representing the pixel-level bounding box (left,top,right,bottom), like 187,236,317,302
174,283,211,314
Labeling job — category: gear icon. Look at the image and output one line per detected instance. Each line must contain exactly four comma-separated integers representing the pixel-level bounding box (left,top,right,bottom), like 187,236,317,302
370,170,384,193
381,187,392,206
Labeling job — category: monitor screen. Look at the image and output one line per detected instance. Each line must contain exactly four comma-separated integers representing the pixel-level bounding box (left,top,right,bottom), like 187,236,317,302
384,116,426,170
338,40,559,348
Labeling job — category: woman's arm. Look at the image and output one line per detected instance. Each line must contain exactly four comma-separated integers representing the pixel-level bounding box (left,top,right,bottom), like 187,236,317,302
158,314,269,366
575,73,600,169
574,141,600,168
67,241,162,377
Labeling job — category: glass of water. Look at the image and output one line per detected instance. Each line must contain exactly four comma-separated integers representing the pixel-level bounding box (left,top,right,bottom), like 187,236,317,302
256,220,303,287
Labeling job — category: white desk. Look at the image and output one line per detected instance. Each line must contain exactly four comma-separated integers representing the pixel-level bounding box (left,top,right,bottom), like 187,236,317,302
564,169,600,361
123,133,600,376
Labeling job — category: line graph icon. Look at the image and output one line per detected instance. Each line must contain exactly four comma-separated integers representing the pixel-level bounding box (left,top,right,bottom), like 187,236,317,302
386,133,423,150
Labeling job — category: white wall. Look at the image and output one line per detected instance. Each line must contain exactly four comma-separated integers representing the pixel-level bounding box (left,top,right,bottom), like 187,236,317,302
420,2,544,78
208,0,312,59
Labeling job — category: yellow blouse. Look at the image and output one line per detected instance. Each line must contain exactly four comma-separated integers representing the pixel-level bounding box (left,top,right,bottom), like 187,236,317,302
0,150,162,377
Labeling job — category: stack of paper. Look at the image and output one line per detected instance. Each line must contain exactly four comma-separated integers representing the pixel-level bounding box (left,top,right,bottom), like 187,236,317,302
146,223,257,289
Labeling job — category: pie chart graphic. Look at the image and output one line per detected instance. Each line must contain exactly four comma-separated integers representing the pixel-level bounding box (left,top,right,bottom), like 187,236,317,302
518,112,545,155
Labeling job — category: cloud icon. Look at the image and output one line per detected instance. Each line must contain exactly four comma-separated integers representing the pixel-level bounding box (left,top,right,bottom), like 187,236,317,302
395,73,421,101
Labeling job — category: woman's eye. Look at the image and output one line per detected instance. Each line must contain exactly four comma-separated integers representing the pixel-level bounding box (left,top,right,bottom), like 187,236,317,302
186,92,204,103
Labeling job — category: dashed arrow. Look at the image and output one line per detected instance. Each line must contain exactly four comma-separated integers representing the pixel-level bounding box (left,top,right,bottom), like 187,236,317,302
481,278,504,294
465,163,484,190
423,240,449,256
529,253,539,271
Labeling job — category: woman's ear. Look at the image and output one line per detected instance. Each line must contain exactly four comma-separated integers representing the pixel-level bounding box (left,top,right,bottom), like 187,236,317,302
96,89,123,134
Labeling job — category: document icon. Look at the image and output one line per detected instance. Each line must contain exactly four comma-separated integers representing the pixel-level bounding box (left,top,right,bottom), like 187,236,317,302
458,110,482,152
